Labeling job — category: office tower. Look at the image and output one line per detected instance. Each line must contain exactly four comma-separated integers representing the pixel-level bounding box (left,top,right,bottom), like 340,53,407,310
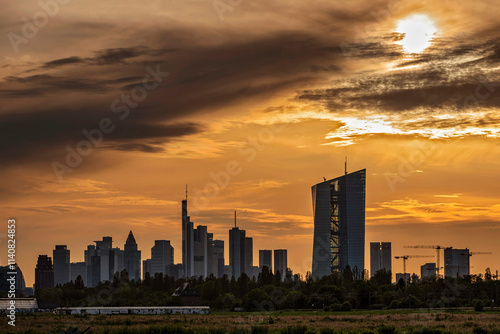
244,237,253,275
274,249,288,279
207,234,224,278
259,250,272,271
421,263,437,279
0,264,26,296
70,262,87,286
193,225,208,278
229,225,245,279
311,168,366,279
35,255,54,290
95,236,113,249
444,248,470,278
53,245,70,286
142,259,151,280
213,240,225,278
84,237,125,287
124,230,141,281
84,245,97,287
182,191,194,278
151,240,174,276
370,242,392,277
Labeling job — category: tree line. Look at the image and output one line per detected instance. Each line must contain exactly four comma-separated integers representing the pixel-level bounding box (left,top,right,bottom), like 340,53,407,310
30,266,499,311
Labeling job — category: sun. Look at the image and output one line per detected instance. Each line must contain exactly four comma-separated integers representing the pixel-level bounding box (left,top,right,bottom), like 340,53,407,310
395,14,438,54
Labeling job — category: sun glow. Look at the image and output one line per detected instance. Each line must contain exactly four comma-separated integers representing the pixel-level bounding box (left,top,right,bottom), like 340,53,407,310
396,14,438,54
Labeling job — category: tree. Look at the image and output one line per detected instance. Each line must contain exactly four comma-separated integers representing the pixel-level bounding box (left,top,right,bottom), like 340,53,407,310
371,269,392,286
74,275,85,289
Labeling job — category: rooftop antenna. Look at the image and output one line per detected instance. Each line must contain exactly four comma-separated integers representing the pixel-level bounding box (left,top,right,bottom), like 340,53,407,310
185,184,188,201
345,156,348,175
234,211,237,228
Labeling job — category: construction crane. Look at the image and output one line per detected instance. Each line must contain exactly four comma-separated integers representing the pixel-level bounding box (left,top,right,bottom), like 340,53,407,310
404,245,448,279
394,255,433,284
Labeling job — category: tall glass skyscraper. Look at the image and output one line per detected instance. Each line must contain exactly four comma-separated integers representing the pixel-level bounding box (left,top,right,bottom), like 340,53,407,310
311,169,366,279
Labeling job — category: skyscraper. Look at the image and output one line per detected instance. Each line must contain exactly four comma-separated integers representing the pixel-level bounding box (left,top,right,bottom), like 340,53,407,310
151,240,174,276
213,240,225,278
193,225,208,277
370,242,392,277
53,245,70,286
84,237,124,287
244,237,253,275
444,248,469,278
259,250,272,271
70,262,87,286
142,259,151,280
35,255,54,290
182,191,194,278
229,225,245,279
124,230,141,281
311,168,366,279
274,249,287,279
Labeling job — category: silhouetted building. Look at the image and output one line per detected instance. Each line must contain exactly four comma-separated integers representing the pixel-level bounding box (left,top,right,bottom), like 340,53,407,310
151,240,174,277
213,240,225,278
274,249,287,280
193,225,208,278
142,259,151,280
311,169,366,278
444,248,469,278
370,242,391,277
84,245,96,287
70,262,87,286
35,255,54,290
84,237,124,287
421,263,437,279
259,250,272,272
229,226,245,279
0,264,26,296
124,230,141,281
53,245,70,286
182,194,194,278
244,237,253,275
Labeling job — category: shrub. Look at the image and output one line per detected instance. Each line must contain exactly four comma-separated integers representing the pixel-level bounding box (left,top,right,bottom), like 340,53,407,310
473,299,485,312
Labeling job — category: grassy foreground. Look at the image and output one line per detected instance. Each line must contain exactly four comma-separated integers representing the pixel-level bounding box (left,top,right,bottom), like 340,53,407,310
1,309,500,334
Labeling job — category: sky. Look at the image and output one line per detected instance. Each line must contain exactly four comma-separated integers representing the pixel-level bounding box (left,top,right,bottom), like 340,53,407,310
1,0,499,286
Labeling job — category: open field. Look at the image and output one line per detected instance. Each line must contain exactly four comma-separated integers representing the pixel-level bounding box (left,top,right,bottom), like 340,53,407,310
1,309,500,333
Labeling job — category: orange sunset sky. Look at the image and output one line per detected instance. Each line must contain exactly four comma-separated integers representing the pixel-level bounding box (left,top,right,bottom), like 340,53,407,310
1,0,499,286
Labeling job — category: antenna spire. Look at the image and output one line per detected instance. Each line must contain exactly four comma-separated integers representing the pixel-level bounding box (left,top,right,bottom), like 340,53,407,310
345,156,348,175
185,184,188,201
234,211,237,228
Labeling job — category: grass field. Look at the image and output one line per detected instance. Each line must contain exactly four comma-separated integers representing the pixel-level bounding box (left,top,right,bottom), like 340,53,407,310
1,309,500,333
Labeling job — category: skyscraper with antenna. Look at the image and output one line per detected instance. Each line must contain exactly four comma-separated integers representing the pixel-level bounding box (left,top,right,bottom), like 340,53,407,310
311,167,366,279
182,185,194,278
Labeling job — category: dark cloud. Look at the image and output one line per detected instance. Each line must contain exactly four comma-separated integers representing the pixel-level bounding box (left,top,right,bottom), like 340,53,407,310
42,56,85,68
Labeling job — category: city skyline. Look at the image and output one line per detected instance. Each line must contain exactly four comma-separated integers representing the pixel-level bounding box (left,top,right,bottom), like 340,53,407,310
2,0,500,288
